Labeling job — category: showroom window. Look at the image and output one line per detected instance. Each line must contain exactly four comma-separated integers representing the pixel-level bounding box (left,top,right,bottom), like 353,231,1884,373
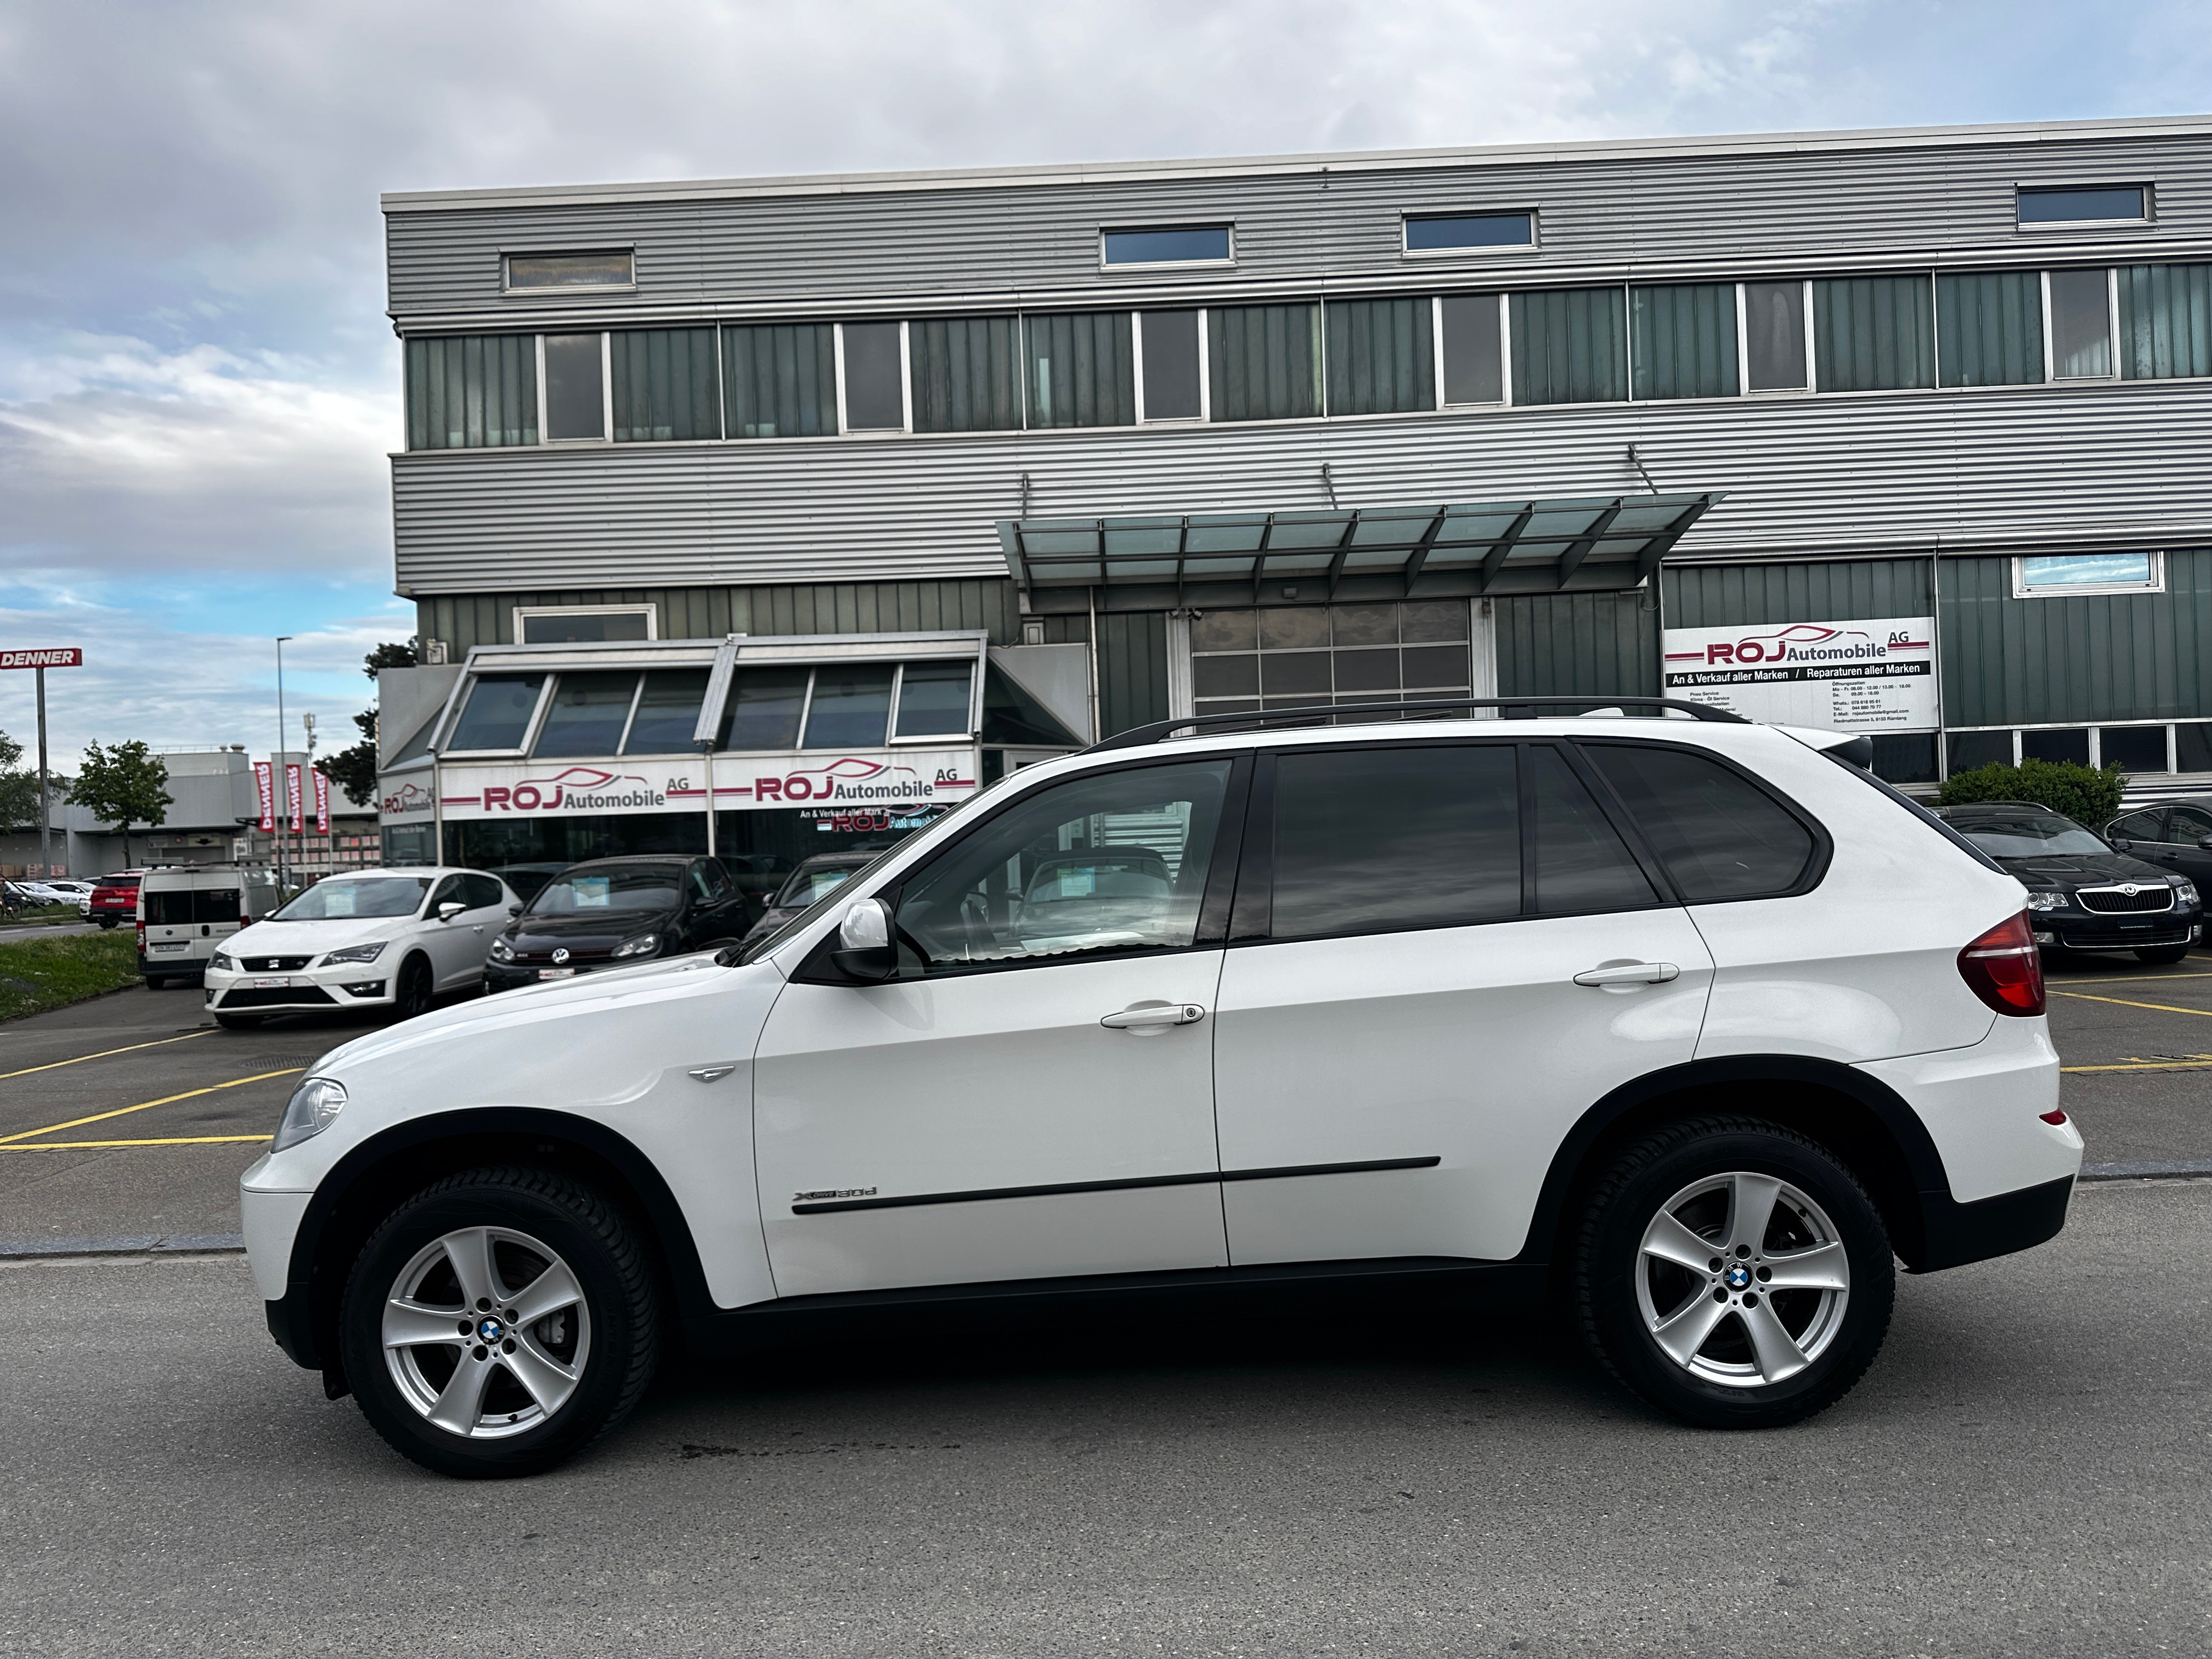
445,675,547,754
532,673,641,758
1189,601,1473,720
711,662,978,751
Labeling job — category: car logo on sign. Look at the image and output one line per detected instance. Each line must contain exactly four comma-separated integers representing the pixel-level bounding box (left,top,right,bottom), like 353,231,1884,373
551,947,569,964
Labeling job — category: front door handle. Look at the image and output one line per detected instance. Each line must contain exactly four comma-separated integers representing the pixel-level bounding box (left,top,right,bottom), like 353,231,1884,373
1100,1002,1206,1031
1573,962,1680,988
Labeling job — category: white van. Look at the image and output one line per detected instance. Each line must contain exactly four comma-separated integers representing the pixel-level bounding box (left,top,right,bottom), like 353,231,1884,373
138,865,281,988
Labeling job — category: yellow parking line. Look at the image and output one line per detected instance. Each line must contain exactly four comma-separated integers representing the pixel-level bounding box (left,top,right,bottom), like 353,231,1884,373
0,1029,213,1082
0,1067,302,1148
2048,991,2212,1018
2052,972,2212,986
0,1135,270,1152
2063,1059,2212,1073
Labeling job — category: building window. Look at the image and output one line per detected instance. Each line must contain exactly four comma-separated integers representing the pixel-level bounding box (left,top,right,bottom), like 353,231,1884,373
1324,296,1434,415
532,673,641,758
716,667,811,749
1946,730,2014,772
1189,601,1471,718
623,669,710,754
505,250,635,290
610,328,721,442
1024,312,1136,428
445,675,547,754
1138,311,1204,420
1437,294,1504,405
1936,270,2044,388
542,333,609,441
1630,284,1738,400
838,321,907,431
2118,263,2212,380
2013,551,2164,597
2048,269,2115,379
722,323,838,439
1404,213,1534,254
2021,727,2091,765
1742,281,1809,392
2098,725,2171,772
2177,723,2212,773
1102,226,1232,268
891,662,976,738
515,606,655,644
1209,303,1322,422
909,316,1023,433
1509,287,1627,406
801,666,896,748
2017,186,2148,227
1813,275,1934,393
404,335,538,449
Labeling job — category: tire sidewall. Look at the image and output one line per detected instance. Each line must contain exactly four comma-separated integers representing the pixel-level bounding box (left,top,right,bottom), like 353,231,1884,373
395,954,433,1020
340,1176,645,1477
1585,1127,1894,1427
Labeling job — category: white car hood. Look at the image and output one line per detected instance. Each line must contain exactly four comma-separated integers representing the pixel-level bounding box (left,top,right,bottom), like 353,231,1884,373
228,916,413,957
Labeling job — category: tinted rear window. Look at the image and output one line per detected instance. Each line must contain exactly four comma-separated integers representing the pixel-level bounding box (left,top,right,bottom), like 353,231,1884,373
145,889,239,925
1270,745,1519,939
1528,746,1657,913
1581,743,1818,901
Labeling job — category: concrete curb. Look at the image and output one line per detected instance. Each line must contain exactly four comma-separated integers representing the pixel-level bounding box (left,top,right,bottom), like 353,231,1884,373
0,1234,244,1259
2079,1160,2212,1182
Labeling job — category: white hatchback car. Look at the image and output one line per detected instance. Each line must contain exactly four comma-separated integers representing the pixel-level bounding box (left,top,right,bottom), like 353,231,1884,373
242,701,2080,1477
207,867,518,1030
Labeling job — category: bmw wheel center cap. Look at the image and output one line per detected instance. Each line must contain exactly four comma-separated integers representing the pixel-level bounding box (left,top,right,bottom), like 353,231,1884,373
1724,1265,1753,1290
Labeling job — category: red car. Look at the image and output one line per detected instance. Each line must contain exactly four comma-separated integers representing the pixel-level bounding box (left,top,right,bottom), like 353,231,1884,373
86,870,145,930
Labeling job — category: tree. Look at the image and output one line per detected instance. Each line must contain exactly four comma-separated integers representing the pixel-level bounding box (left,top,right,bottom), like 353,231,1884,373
0,729,39,836
316,640,419,809
67,740,173,865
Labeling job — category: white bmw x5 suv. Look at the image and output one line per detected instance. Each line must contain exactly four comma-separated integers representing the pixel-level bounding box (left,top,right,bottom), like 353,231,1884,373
242,699,2079,1477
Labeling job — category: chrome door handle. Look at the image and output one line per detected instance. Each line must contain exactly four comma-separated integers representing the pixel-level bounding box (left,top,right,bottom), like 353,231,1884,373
687,1064,738,1082
1573,962,1679,987
1099,1002,1206,1030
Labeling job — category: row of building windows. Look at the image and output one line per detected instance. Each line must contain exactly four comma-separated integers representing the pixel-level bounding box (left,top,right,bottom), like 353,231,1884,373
405,259,2212,449
497,187,2154,291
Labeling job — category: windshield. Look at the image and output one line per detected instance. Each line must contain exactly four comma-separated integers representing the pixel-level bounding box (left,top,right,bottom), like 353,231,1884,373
272,876,431,921
527,866,682,916
774,865,864,909
1949,811,2110,857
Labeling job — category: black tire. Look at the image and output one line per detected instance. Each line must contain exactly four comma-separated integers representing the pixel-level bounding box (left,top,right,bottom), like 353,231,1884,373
1574,1116,1894,1430
2135,944,2192,964
338,1167,658,1479
95,916,116,930
393,954,435,1021
144,976,168,990
214,1013,263,1030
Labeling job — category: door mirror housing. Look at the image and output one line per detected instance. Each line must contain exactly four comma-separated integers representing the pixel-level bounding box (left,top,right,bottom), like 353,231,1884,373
2110,837,2133,851
831,897,897,983
508,904,523,916
437,900,466,922
2196,837,2212,853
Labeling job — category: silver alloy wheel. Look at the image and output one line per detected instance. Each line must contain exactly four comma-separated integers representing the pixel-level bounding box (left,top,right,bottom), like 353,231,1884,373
381,1225,592,1439
1633,1171,1851,1389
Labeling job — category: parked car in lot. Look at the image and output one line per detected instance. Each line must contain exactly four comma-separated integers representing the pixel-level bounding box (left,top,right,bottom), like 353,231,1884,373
244,698,2081,1477
721,851,797,923
484,856,752,991
205,868,519,1030
484,862,569,905
1938,802,2201,961
736,852,880,947
2106,798,2212,900
86,870,146,929
138,865,281,988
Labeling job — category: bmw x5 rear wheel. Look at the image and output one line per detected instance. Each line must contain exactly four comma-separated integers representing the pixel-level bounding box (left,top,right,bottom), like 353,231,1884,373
1575,1118,1894,1429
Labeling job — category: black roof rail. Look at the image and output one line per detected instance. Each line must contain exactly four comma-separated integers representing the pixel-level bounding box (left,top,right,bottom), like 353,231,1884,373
1087,695,1750,753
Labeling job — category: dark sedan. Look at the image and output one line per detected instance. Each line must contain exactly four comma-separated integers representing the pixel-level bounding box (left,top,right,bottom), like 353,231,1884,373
1938,802,2202,962
736,852,880,947
483,855,752,990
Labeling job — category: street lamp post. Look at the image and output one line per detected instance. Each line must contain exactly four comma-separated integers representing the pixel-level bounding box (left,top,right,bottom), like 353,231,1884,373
275,636,293,893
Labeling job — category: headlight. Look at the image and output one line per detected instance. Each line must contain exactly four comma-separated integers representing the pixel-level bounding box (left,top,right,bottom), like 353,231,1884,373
2177,881,2201,906
318,941,386,967
2025,890,2067,911
273,1077,347,1152
210,951,237,972
488,936,516,962
612,934,659,958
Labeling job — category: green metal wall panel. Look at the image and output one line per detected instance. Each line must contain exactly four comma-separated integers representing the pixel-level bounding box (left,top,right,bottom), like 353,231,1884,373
1937,550,2212,726
419,580,1022,652
1495,592,1657,698
1030,611,1165,736
1663,558,1932,628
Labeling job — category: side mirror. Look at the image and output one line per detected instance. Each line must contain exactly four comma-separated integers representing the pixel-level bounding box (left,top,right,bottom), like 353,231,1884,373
2197,838,2212,853
508,904,523,916
437,900,466,922
830,897,897,983
2110,837,2133,851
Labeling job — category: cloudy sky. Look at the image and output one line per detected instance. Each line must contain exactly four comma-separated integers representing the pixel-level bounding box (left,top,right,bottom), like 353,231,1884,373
2,0,2206,763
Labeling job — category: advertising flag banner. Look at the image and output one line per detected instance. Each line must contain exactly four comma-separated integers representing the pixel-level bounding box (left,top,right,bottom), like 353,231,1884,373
0,648,83,670
254,761,275,832
313,767,331,833
286,763,304,833
1661,615,1938,732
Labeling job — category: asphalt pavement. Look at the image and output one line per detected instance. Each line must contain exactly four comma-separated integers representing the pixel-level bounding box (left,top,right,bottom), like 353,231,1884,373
0,1178,2203,1655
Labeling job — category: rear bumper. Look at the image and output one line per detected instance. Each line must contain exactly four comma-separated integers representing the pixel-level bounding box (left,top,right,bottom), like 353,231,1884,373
1912,1174,2074,1272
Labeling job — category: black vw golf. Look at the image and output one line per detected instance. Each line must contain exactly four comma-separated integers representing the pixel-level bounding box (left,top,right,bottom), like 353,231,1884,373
483,855,752,990
1937,802,2202,962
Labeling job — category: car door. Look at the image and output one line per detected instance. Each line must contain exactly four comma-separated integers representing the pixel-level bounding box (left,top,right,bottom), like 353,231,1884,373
752,753,1247,1298
420,873,482,988
1211,739,1714,1268
2149,804,2212,891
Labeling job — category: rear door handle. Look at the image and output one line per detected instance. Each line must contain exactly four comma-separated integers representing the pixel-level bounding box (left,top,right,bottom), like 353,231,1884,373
1573,962,1679,987
1100,1002,1206,1030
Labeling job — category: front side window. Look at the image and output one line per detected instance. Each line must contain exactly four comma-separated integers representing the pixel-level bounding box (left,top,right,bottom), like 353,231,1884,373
506,250,634,289
532,672,639,758
840,322,906,431
894,759,1232,970
1581,743,1818,901
2049,269,2115,379
447,675,545,753
2018,186,2147,226
1270,744,1519,939
1405,213,1534,252
1139,310,1203,420
2108,809,2169,842
543,333,607,440
2015,552,2162,596
1103,226,1232,268
461,873,506,909
2169,805,2212,842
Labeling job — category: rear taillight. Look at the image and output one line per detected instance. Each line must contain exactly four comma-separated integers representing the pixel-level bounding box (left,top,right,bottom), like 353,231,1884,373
1959,912,2045,1017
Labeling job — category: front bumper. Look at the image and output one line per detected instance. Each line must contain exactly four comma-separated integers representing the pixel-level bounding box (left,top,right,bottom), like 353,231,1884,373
2029,903,2199,950
204,963,394,1014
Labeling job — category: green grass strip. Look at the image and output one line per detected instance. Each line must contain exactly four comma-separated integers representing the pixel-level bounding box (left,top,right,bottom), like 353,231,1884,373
0,931,144,1023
